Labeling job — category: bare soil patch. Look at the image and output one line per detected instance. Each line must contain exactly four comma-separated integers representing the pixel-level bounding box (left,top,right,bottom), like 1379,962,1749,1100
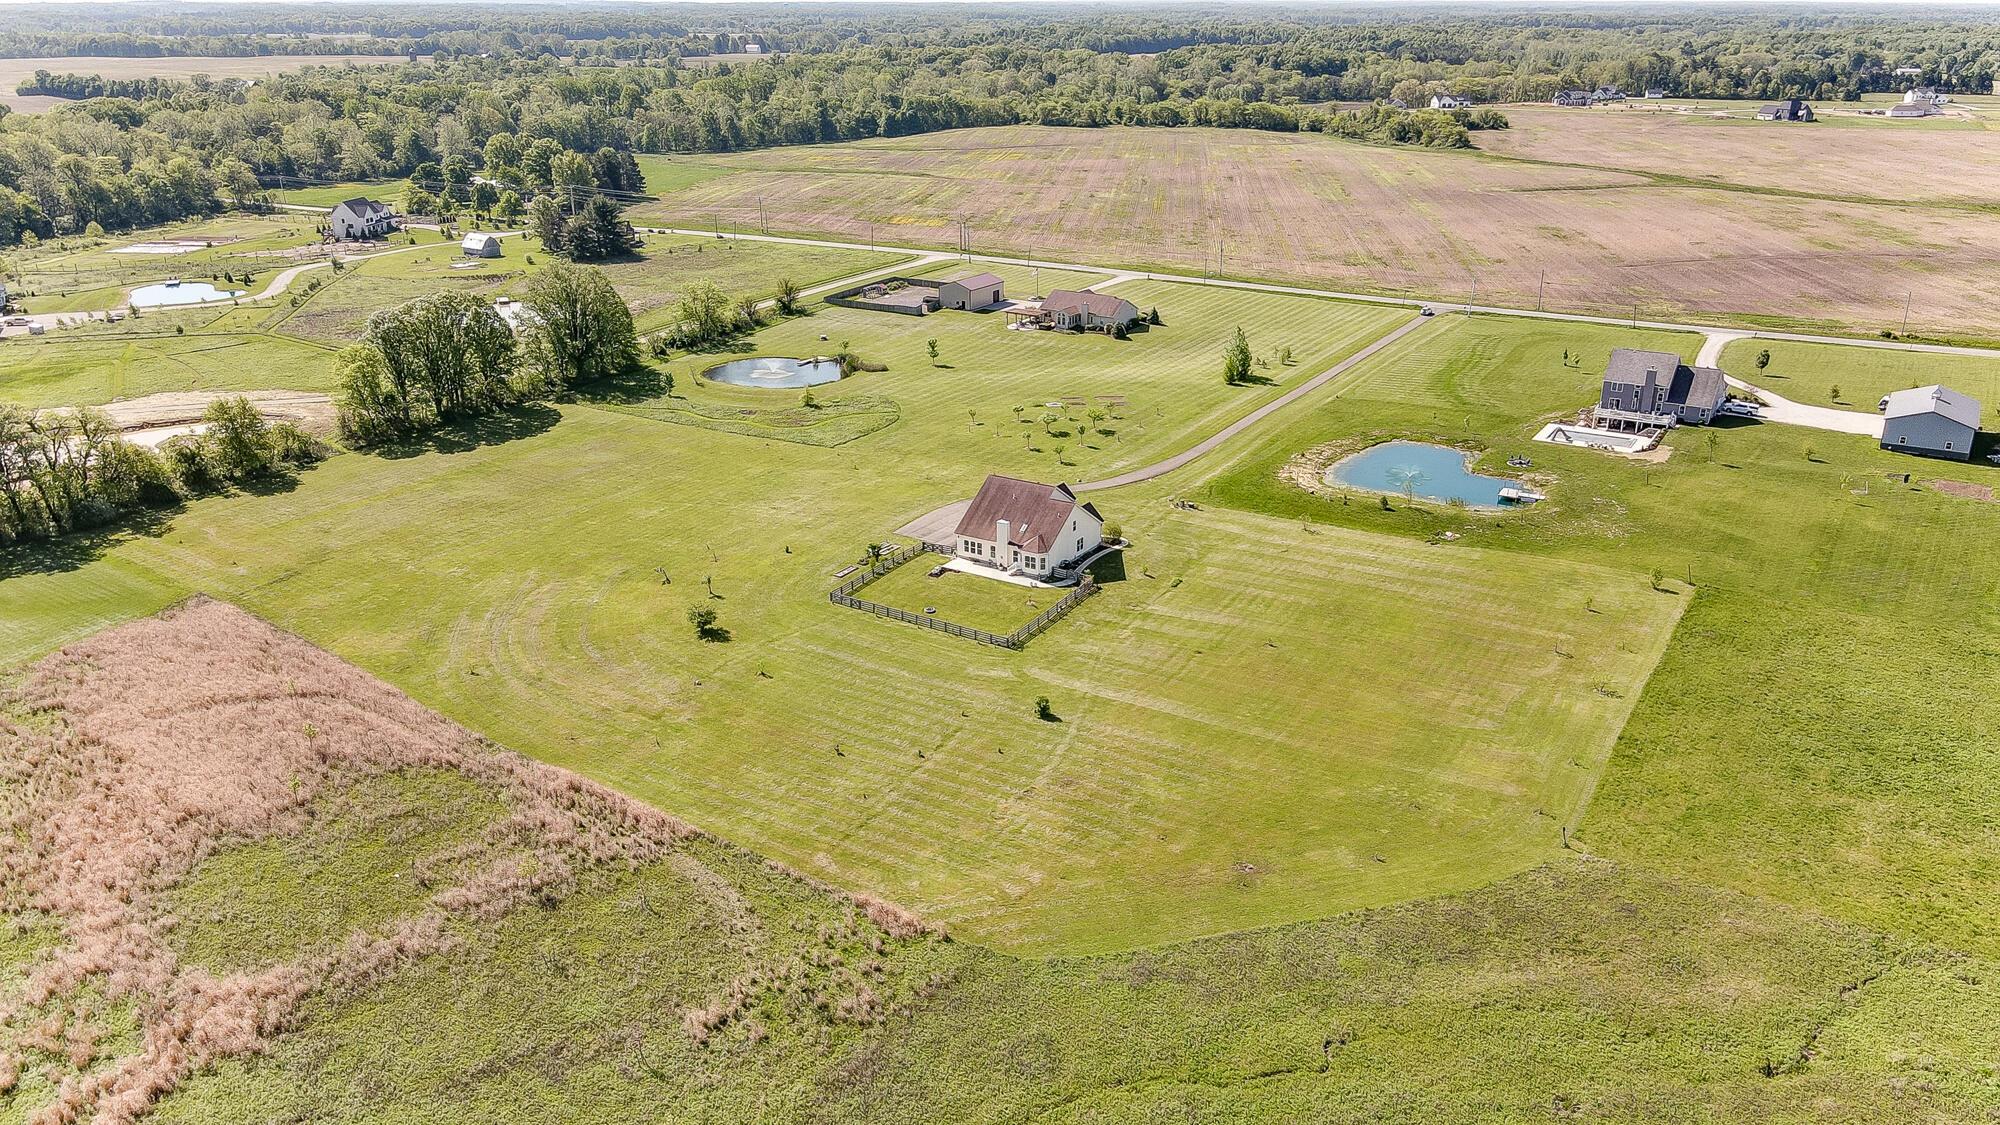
1931,478,1996,502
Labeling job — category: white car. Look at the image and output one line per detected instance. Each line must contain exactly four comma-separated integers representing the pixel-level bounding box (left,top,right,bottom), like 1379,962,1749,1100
1720,399,1760,418
1877,395,1891,412
1418,305,1436,317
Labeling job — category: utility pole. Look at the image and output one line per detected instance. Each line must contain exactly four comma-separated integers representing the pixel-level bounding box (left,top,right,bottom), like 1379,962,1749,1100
1901,291,1912,334
866,220,874,253
1537,268,1545,312
759,196,766,235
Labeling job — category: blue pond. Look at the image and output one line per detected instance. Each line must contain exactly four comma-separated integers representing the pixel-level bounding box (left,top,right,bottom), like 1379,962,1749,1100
702,356,843,389
128,281,245,307
1326,441,1517,507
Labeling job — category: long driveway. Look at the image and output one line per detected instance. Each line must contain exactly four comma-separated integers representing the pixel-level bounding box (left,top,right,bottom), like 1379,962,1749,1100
1074,315,1433,491
1698,330,1885,438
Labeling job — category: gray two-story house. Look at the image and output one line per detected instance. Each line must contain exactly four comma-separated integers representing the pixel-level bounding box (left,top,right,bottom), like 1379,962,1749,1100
1596,348,1729,431
1881,384,1981,461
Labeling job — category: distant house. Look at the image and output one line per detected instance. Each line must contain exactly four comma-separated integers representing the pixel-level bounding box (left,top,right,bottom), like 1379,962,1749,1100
460,232,503,258
1383,98,1408,110
1906,87,1949,106
1553,90,1594,108
1592,86,1626,103
1595,347,1728,431
953,476,1105,579
1882,385,1981,461
1755,99,1815,122
1428,94,1471,110
328,197,396,241
1033,289,1141,334
1894,66,1924,78
1888,102,1939,119
937,272,1004,311
1644,88,1666,99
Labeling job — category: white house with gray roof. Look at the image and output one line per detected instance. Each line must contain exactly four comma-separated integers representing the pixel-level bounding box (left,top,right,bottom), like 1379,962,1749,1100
1596,348,1728,431
1881,385,1981,461
327,197,397,241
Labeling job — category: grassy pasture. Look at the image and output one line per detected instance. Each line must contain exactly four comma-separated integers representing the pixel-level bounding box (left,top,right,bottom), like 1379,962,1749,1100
44,606,2000,1124
1195,314,2000,956
851,560,1057,636
8,214,356,311
274,232,903,342
1722,337,2000,417
0,327,339,408
629,123,2000,340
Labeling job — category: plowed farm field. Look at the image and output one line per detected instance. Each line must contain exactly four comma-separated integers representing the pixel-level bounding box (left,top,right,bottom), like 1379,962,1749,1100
631,124,2000,339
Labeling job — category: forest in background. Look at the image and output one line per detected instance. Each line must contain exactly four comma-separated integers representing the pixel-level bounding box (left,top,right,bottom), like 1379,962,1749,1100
0,5,1993,248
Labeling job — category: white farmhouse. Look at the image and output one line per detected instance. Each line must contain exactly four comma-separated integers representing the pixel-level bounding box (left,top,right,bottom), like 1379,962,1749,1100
953,476,1104,579
327,197,397,241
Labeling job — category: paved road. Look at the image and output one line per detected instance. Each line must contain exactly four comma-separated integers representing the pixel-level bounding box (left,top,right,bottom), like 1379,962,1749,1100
1074,315,1434,491
637,225,2000,362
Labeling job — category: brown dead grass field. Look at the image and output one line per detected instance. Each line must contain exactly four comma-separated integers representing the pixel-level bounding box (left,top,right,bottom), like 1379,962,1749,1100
0,599,928,1124
632,124,2000,339
0,56,415,113
1481,104,2000,206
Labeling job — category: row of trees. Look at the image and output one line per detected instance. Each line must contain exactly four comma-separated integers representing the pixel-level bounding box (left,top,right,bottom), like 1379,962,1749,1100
0,398,319,548
335,263,639,445
527,194,641,262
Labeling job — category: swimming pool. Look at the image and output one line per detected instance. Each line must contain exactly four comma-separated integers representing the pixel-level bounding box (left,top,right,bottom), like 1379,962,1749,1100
1326,441,1520,507
128,281,246,307
701,356,843,389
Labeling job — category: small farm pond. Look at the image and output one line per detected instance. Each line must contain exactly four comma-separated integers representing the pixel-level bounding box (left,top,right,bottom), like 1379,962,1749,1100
129,281,245,307
702,356,843,389
1327,441,1518,508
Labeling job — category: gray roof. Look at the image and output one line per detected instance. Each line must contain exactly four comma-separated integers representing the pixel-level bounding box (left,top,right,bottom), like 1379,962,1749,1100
943,272,1004,290
1603,348,1724,409
1884,384,1982,429
335,197,391,216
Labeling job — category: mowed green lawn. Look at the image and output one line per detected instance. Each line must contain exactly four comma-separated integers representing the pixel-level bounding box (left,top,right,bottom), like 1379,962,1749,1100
650,277,1413,484
1198,314,2000,957
0,327,340,408
0,286,1692,953
275,232,904,342
1723,337,2000,418
10,214,348,311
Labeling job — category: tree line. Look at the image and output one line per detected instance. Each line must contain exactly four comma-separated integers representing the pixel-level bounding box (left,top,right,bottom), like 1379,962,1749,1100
0,397,322,549
335,261,640,445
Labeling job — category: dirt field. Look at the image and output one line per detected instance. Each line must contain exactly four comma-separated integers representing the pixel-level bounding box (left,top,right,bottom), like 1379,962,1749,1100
631,124,2000,338
1483,103,2000,206
0,55,414,112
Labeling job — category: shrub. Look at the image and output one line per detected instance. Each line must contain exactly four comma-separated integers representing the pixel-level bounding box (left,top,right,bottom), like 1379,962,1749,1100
1100,520,1122,542
1034,696,1057,722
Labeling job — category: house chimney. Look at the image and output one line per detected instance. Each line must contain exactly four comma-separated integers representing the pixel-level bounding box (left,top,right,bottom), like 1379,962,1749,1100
1643,366,1659,411
994,519,1010,567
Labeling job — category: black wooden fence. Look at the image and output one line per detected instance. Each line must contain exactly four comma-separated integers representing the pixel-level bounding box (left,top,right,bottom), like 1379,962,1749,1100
829,543,1098,650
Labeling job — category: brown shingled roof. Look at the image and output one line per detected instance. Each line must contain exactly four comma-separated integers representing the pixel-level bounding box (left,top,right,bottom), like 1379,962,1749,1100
953,475,1089,554
1040,289,1136,319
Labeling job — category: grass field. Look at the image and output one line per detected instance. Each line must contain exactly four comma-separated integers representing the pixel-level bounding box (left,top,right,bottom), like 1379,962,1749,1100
1193,314,2000,957
274,232,903,342
1721,338,2000,415
627,123,2000,341
852,560,1060,636
14,607,2000,1122
0,326,339,408
8,213,363,313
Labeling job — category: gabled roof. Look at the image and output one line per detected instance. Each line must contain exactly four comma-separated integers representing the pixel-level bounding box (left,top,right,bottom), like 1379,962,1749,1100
335,197,391,216
1884,384,1982,430
1041,289,1136,319
953,475,1096,554
943,272,1004,290
1603,348,1682,388
461,232,501,248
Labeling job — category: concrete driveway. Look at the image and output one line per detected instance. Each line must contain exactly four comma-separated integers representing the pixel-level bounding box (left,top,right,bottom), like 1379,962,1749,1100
1701,330,1884,438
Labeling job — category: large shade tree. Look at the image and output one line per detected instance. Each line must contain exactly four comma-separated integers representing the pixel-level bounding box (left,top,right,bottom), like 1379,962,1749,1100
519,263,641,389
